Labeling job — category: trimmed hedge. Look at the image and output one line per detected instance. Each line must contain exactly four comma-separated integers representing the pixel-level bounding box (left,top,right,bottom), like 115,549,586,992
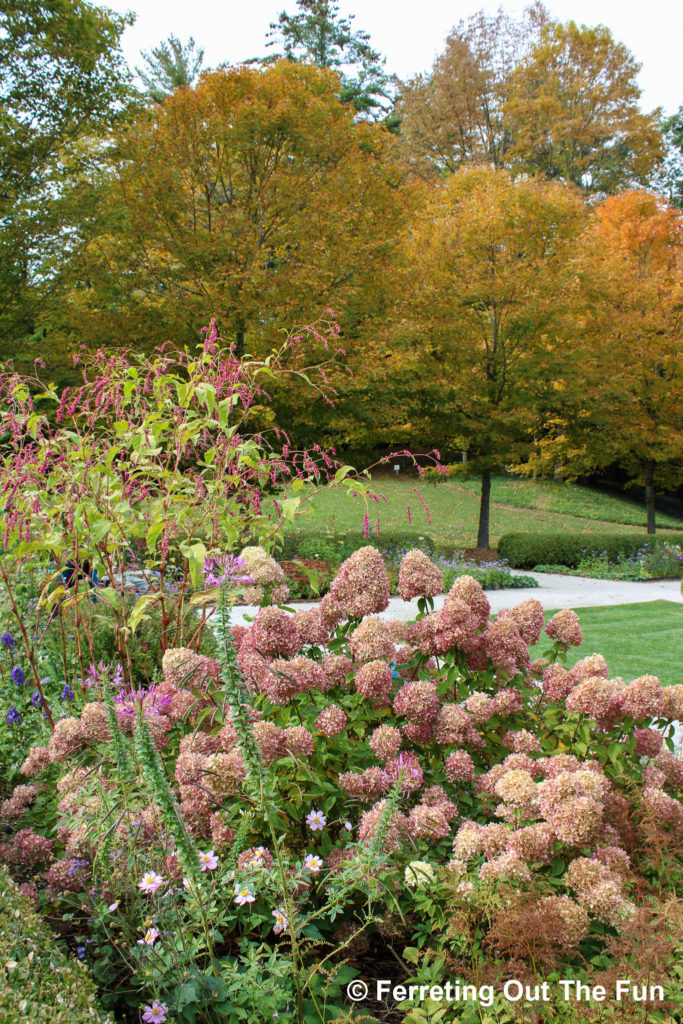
278,530,436,563
0,866,111,1023
498,532,683,570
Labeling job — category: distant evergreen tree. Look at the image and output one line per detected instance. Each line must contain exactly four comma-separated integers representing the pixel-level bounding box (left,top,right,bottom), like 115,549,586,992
136,35,204,103
660,107,683,208
265,0,395,120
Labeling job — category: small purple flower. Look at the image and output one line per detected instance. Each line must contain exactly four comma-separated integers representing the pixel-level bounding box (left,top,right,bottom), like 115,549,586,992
10,666,25,687
76,945,86,959
61,683,75,702
142,1001,168,1023
31,690,42,707
6,706,21,726
305,809,327,831
1,633,15,651
201,553,255,588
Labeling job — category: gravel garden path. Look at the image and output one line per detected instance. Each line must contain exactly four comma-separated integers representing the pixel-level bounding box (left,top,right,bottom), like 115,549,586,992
230,571,683,626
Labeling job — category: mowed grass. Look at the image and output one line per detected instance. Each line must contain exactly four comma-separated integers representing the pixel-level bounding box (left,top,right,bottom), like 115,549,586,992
279,474,682,550
530,601,683,687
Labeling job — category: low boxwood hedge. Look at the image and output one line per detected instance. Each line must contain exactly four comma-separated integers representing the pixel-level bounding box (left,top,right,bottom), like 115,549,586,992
498,531,683,569
0,866,110,1023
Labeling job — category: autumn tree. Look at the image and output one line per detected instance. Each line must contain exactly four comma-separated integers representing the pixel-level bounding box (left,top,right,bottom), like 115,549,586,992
393,166,585,549
506,21,664,192
0,0,131,366
528,192,683,533
396,4,546,175
264,0,394,118
52,61,406,368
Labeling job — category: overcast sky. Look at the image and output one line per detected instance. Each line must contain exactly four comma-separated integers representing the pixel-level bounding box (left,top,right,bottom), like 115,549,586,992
103,0,681,116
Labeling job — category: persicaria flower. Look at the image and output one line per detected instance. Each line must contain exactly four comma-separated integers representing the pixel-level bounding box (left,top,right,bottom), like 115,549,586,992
304,854,324,873
545,609,583,647
138,871,165,895
306,809,327,831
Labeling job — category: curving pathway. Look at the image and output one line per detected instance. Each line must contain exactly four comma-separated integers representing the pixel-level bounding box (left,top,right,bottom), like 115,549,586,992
230,571,683,627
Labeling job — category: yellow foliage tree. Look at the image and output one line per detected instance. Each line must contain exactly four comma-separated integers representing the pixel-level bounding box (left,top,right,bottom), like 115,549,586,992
528,191,683,533
392,166,586,547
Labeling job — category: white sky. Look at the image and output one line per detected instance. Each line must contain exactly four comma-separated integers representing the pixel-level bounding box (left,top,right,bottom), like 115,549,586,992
103,0,682,116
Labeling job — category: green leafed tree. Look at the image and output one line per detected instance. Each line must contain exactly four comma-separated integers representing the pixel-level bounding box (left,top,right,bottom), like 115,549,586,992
264,0,394,119
135,34,205,103
0,0,131,370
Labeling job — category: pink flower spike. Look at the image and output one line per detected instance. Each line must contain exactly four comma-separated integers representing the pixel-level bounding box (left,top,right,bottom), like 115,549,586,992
137,871,165,895
198,849,218,872
142,1001,168,1023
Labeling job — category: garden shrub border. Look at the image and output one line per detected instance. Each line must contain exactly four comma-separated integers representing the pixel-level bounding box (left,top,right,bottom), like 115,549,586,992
0,864,110,1023
498,531,683,569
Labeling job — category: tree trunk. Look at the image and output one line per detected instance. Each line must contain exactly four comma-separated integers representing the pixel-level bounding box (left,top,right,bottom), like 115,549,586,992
645,461,656,534
235,327,245,360
477,469,491,550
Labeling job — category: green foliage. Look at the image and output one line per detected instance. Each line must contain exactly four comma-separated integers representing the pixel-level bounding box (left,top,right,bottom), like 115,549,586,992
265,0,394,119
498,532,683,569
135,34,204,102
0,864,110,1023
0,0,132,370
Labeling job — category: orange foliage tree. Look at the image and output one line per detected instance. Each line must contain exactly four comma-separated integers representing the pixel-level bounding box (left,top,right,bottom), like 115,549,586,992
55,61,406,363
528,191,683,533
389,166,586,548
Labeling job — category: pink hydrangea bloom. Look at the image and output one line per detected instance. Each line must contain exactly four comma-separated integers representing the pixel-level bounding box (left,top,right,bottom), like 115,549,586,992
545,609,583,648
329,546,390,618
398,549,443,601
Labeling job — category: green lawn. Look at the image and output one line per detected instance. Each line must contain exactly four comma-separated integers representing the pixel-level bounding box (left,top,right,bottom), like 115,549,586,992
279,474,682,551
530,601,683,687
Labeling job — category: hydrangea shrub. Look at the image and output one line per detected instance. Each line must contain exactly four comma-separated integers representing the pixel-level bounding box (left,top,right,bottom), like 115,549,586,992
1,546,681,1021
